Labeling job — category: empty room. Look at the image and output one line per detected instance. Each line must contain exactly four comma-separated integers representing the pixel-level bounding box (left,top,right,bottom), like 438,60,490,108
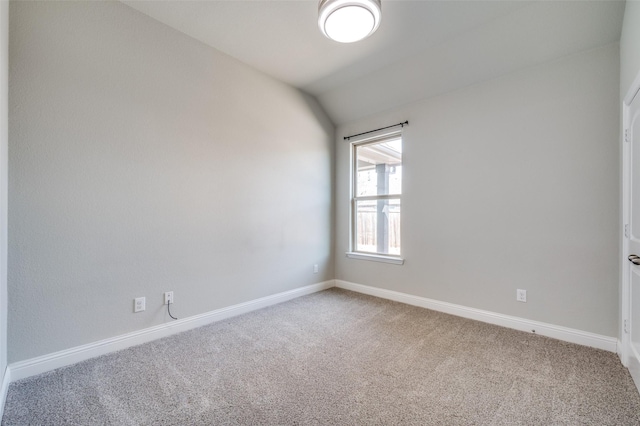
1,0,640,424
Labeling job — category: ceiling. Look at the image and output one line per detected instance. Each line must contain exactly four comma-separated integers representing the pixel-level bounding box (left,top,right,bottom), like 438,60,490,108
122,0,625,125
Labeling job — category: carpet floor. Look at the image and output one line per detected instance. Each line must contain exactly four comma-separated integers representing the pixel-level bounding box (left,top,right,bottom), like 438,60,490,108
2,288,640,425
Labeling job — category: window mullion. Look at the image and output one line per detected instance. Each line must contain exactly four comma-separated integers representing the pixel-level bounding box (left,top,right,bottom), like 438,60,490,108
354,194,401,202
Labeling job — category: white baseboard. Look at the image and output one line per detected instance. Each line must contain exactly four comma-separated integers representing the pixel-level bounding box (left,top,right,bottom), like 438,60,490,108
8,280,334,382
617,339,624,362
0,365,10,420
335,280,618,352
6,278,618,385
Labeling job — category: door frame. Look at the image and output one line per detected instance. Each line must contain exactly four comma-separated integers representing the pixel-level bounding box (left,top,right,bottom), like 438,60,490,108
621,68,640,380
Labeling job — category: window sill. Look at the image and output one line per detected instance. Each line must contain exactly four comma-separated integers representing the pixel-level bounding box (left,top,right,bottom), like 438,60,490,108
345,252,405,265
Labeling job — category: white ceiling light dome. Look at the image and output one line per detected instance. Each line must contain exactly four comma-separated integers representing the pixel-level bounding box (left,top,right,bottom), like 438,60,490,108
318,0,382,43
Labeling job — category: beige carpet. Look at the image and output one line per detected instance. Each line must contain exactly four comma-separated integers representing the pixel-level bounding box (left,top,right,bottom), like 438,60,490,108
2,288,640,425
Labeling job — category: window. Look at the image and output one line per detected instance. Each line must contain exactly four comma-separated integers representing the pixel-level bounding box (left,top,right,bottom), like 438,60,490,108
350,132,402,261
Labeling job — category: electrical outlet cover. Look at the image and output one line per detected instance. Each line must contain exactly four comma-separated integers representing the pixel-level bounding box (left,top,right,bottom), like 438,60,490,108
134,297,146,312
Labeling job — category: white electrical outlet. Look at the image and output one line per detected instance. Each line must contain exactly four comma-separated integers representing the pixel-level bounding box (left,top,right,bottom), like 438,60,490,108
313,264,319,274
134,297,145,312
164,291,174,305
516,289,527,302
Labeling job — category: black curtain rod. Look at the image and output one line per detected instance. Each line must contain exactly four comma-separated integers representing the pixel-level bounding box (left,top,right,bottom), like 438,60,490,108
344,120,408,141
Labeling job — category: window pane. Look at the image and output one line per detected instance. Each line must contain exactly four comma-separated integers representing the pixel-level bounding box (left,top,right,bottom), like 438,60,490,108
355,198,400,255
356,138,402,197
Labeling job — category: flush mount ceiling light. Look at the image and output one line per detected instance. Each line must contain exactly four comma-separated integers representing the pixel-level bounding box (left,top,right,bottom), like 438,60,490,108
318,0,382,43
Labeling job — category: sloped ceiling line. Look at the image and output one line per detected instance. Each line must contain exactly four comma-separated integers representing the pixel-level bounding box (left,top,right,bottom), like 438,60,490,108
122,0,624,124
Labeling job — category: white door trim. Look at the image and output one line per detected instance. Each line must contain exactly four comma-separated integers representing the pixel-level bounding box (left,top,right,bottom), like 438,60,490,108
621,68,640,388
621,97,631,367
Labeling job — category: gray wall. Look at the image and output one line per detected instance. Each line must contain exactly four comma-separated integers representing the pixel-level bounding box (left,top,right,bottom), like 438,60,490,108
621,0,640,97
8,1,334,363
335,44,620,337
1,0,8,378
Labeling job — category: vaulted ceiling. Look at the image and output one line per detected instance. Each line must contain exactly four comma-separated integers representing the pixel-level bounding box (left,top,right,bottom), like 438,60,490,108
123,0,625,124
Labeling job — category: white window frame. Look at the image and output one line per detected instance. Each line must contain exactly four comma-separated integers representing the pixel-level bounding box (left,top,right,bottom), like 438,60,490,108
346,131,404,265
